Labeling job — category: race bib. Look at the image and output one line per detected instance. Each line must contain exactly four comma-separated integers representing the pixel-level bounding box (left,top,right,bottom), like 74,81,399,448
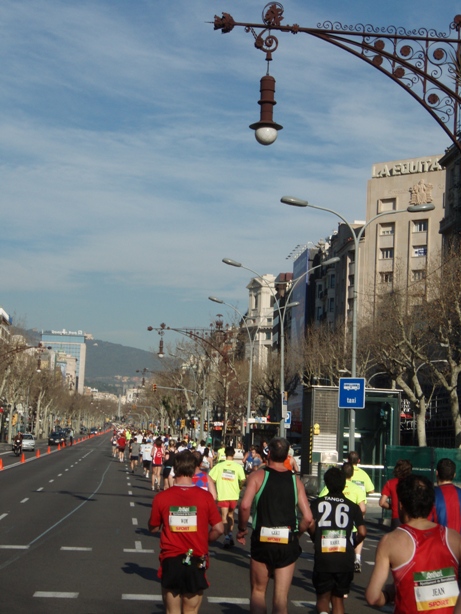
413,567,459,611
260,526,290,544
168,506,197,532
222,469,236,481
321,530,347,553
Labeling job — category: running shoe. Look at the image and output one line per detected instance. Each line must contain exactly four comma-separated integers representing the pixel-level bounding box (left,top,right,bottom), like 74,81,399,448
354,560,361,573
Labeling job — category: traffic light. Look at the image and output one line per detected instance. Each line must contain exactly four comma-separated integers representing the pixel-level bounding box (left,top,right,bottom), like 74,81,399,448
152,383,157,392
204,421,208,431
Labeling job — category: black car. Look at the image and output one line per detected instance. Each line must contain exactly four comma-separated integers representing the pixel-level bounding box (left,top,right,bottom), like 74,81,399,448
48,431,67,445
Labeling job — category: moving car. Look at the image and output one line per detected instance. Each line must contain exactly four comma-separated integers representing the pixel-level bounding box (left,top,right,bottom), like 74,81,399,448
48,431,67,445
21,433,36,451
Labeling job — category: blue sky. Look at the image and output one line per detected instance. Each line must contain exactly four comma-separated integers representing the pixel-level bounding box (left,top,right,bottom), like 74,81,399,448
0,0,458,352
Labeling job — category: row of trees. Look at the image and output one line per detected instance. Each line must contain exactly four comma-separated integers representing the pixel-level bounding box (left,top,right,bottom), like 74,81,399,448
0,333,117,442
143,250,461,447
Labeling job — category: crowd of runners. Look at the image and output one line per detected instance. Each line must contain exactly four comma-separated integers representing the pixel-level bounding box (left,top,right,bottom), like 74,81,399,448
111,427,461,614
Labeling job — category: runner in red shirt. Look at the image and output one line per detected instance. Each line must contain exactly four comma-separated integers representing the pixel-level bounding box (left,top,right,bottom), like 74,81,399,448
148,450,223,614
151,437,165,491
366,474,461,613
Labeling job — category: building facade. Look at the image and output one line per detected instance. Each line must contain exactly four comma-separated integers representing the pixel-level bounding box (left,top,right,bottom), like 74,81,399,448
331,154,445,326
41,329,87,394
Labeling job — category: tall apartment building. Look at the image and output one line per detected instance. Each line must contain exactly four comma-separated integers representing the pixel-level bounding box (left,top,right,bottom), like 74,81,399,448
0,307,12,342
245,274,275,367
41,329,87,394
332,154,445,325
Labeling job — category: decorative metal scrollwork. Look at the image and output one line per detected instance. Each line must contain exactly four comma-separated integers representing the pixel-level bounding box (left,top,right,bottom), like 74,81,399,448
214,3,461,152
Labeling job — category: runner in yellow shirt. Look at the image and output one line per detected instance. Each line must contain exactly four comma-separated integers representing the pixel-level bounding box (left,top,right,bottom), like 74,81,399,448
209,446,246,548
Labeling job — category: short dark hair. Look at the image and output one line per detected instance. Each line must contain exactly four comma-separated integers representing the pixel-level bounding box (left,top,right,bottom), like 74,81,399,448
324,466,346,494
393,459,412,479
342,461,354,480
192,450,203,467
347,451,360,466
225,446,235,457
173,450,196,477
437,458,456,482
397,474,435,519
268,437,289,463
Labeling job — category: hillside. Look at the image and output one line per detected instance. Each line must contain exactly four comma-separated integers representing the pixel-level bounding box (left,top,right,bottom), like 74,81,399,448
85,338,163,392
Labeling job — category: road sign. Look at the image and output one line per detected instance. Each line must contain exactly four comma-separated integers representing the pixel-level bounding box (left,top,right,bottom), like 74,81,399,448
338,377,366,409
284,411,291,428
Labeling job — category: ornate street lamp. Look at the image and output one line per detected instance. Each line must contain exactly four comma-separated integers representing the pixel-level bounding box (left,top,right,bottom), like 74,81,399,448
214,3,461,153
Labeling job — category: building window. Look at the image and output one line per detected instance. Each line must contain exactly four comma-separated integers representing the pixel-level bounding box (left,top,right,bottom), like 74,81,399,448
412,246,427,257
380,272,394,284
412,270,426,281
329,274,336,289
329,298,334,312
317,284,323,299
380,223,395,235
413,220,428,232
380,248,394,260
378,198,396,213
316,306,323,320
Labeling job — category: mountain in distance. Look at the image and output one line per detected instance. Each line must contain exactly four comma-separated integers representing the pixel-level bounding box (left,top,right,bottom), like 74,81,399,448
85,338,164,394
24,329,163,395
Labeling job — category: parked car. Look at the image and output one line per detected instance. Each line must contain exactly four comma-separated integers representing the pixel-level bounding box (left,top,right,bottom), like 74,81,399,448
21,433,36,451
48,431,67,445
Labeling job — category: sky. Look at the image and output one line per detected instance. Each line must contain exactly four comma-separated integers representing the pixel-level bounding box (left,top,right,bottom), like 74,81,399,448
0,0,459,353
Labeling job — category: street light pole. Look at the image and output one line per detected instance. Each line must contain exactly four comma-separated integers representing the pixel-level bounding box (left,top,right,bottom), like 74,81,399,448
209,296,257,441
223,258,300,438
281,195,435,450
222,256,339,438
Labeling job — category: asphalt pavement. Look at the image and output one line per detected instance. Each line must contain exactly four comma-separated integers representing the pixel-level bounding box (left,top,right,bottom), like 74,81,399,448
0,435,391,613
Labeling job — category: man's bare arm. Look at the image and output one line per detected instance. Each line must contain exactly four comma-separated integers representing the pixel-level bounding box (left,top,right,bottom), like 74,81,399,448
365,535,393,607
296,476,314,534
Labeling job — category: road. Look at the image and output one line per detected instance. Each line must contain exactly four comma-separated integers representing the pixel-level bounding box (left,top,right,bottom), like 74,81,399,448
0,434,392,613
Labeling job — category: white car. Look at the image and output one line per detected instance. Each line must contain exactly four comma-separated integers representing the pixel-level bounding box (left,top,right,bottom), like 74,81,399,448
21,433,35,451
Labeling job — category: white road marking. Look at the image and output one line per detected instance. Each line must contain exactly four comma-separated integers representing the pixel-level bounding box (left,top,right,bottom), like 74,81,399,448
291,601,316,608
208,597,250,604
36,487,43,492
58,473,63,477
128,490,132,495
60,547,92,551
20,498,29,503
0,545,29,549
366,561,376,566
49,479,54,483
0,513,8,521
130,502,135,507
122,594,162,601
65,469,69,471
34,592,78,598
132,518,138,526
123,540,154,554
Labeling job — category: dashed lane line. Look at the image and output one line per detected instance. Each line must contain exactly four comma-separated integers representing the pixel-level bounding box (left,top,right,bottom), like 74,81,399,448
122,594,162,601
36,487,43,491
208,597,250,605
0,545,29,549
61,547,92,551
34,592,78,599
0,513,8,521
20,498,29,503
132,518,138,526
123,540,154,554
